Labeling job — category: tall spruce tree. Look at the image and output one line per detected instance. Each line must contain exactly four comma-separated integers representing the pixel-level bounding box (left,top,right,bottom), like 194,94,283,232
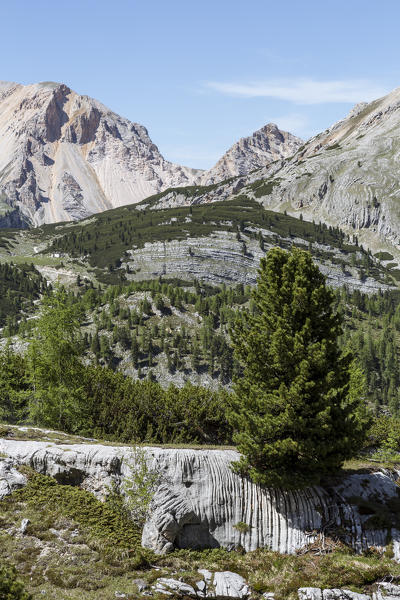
229,247,369,488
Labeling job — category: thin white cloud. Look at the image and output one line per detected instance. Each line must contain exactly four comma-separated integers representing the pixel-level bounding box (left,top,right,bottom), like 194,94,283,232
267,113,311,136
206,78,387,105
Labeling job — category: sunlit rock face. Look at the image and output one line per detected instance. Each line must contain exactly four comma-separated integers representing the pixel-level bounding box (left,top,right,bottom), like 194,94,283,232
0,81,201,226
147,86,400,258
196,123,303,185
1,438,400,558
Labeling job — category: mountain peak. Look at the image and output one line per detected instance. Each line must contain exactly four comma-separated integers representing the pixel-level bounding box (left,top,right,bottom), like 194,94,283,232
198,123,303,185
0,81,203,226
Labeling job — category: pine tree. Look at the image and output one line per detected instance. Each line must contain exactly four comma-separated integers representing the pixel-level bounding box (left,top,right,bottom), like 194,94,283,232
229,247,370,488
91,329,100,356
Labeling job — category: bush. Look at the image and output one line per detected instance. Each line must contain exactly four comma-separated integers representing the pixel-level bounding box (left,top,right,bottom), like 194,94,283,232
0,564,31,600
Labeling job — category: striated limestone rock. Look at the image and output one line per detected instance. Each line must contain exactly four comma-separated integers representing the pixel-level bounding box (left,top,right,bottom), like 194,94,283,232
125,231,393,293
212,572,250,598
1,438,400,558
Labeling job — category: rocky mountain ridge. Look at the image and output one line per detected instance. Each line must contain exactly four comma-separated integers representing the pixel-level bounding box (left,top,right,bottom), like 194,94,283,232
147,86,400,260
196,122,302,185
0,81,301,226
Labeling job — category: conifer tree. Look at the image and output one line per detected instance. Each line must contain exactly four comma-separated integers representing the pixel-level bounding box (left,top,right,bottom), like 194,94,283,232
27,287,85,431
229,247,369,488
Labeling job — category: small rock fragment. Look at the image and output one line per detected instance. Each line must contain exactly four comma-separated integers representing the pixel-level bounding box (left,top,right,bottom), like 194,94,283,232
213,571,250,599
153,577,197,597
323,590,371,600
19,518,30,534
133,578,149,592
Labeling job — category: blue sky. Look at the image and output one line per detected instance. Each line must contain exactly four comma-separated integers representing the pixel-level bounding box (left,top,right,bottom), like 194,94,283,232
1,0,400,168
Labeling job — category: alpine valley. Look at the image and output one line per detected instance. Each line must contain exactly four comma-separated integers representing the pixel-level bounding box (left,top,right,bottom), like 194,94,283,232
1,81,400,396
4,81,400,600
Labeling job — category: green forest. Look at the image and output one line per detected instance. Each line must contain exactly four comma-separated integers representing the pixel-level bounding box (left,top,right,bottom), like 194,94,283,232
41,195,390,283
1,265,400,454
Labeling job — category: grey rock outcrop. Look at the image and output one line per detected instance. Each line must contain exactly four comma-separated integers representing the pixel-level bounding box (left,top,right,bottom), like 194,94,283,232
19,518,30,534
125,231,392,293
196,123,302,185
298,591,371,600
154,577,199,597
1,438,400,559
298,585,400,600
0,458,27,498
212,572,250,598
373,582,400,599
298,590,323,600
152,571,250,598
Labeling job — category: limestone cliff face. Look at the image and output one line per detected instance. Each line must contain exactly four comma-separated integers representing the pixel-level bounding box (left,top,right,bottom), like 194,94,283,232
124,231,392,294
1,438,400,558
242,90,400,251
0,81,201,226
196,123,302,185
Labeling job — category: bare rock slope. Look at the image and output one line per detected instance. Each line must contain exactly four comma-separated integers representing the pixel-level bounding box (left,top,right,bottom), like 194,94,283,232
0,81,300,226
196,123,302,185
0,81,201,226
1,437,400,558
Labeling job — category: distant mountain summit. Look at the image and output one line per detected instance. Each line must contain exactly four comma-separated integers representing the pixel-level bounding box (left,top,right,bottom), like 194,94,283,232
197,123,302,185
0,81,302,226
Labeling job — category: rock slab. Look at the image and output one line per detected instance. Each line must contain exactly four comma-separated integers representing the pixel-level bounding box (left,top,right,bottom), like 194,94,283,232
1,438,400,558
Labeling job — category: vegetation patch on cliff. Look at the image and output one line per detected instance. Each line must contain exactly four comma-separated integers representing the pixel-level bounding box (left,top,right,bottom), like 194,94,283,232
0,468,153,598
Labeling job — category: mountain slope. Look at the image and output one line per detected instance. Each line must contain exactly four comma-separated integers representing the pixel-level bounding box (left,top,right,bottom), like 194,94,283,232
157,87,400,259
245,86,400,250
0,81,201,226
196,123,302,185
0,81,300,227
